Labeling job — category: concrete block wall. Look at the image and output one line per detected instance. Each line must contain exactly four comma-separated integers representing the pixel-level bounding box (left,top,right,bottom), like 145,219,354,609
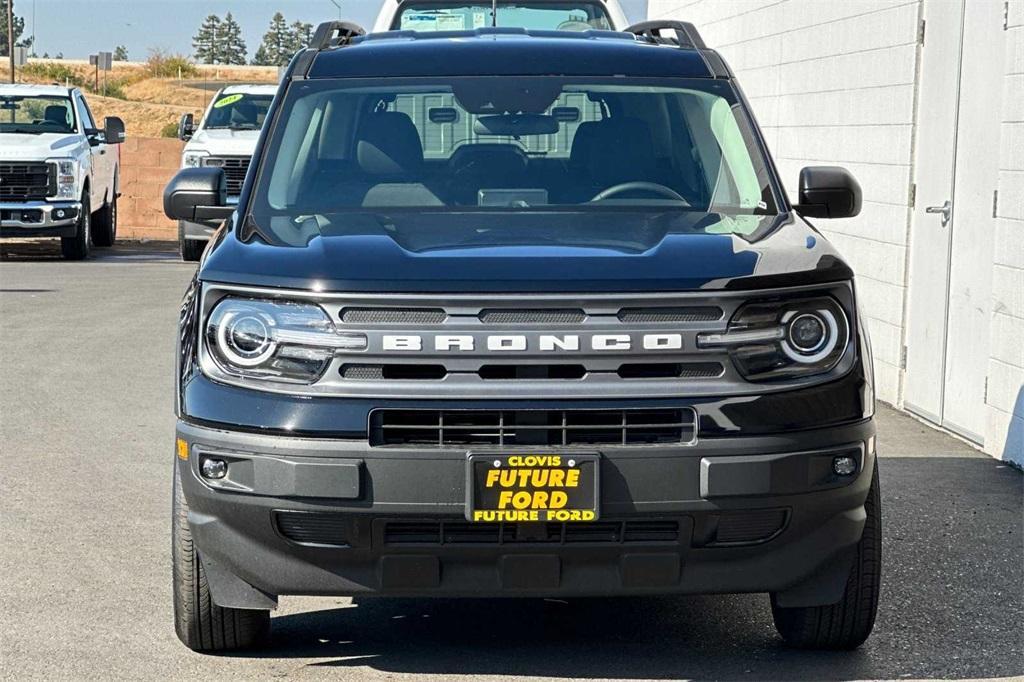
989,0,1024,464
117,137,184,241
647,0,921,406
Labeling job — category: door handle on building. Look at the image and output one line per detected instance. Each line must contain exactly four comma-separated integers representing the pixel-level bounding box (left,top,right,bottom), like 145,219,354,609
925,200,952,226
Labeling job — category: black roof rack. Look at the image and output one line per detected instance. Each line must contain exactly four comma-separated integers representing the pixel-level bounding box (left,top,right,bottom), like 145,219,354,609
311,21,367,50
624,20,707,50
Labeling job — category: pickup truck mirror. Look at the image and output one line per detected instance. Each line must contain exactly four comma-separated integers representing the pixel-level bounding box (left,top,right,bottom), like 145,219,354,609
794,166,861,219
103,116,126,145
178,113,195,141
164,167,233,225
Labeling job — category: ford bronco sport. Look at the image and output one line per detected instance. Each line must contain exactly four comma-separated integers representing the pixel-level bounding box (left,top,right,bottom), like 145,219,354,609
165,20,880,653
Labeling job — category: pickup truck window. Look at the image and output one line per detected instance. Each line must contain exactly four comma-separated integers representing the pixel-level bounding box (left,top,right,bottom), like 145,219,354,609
253,76,778,245
395,2,612,31
204,94,274,131
0,95,76,135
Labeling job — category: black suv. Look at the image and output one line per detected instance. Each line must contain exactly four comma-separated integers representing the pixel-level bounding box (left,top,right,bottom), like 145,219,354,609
165,21,879,652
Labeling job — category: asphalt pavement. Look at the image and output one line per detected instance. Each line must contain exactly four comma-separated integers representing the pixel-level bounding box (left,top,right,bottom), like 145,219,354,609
1,242,1021,681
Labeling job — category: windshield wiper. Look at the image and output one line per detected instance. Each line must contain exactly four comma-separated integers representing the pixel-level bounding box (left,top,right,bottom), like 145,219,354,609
0,127,45,135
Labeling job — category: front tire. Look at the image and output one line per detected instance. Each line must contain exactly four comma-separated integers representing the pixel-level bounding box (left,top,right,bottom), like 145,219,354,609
60,193,91,260
770,462,881,650
92,192,117,247
172,464,270,652
178,222,205,262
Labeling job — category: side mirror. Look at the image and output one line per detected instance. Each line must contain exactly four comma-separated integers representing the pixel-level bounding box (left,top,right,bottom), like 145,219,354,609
103,116,125,145
163,167,233,225
178,113,195,141
795,166,862,219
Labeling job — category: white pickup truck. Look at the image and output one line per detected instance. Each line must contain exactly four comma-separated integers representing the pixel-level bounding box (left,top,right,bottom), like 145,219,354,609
175,84,277,261
0,84,125,259
373,0,630,32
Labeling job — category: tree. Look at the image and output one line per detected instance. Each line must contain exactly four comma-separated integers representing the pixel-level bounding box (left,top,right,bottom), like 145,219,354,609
289,21,314,53
113,45,128,61
221,13,247,65
0,0,32,57
192,14,224,64
254,12,292,66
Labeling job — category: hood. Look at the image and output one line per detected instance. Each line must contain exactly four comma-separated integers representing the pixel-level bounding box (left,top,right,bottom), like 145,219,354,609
186,128,262,157
0,133,81,159
200,213,853,293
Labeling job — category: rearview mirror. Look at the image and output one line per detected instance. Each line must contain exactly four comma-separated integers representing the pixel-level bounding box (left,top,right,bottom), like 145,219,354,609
795,166,861,219
163,168,232,225
178,113,195,141
103,116,125,145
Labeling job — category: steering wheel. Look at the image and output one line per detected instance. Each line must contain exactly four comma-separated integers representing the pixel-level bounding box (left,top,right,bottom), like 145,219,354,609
590,182,690,203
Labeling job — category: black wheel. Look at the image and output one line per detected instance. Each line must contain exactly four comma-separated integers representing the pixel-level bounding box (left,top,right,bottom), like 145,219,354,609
771,462,881,650
60,193,91,260
92,192,117,247
172,464,270,652
178,222,205,262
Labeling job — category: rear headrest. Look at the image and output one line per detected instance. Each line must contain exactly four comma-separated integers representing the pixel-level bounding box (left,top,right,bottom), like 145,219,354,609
357,112,424,176
43,105,68,126
585,118,655,186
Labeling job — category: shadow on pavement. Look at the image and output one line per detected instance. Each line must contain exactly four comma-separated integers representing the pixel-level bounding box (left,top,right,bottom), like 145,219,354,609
0,241,180,263
222,456,1021,681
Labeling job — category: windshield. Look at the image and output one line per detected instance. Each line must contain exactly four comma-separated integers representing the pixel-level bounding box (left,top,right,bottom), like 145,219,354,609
395,2,612,31
251,77,779,246
202,93,273,131
0,95,76,135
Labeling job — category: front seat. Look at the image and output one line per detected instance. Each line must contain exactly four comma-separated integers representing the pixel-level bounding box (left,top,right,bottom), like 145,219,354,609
43,105,69,128
336,111,443,207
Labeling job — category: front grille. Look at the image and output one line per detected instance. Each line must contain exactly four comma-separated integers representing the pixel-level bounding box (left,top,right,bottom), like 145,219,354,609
383,519,682,545
205,156,250,196
617,306,723,323
341,362,722,382
276,512,350,547
341,307,447,325
0,162,52,200
479,309,586,324
369,408,696,447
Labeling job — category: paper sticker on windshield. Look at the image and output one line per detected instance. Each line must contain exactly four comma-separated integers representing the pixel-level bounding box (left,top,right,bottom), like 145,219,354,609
472,12,487,28
214,94,243,109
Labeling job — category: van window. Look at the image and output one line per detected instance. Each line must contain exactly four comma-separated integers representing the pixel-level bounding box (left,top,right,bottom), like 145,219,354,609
395,2,613,31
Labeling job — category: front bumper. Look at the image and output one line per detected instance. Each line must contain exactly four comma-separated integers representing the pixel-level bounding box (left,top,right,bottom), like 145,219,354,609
176,417,875,610
0,201,80,238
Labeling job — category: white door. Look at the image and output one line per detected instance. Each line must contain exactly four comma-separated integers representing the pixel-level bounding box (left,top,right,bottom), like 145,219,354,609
904,0,1005,443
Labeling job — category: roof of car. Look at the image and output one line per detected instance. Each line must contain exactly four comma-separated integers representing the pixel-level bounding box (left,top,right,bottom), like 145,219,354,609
306,29,718,80
0,83,74,97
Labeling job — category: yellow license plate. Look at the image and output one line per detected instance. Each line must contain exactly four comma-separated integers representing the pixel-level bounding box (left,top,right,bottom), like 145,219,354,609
466,453,600,523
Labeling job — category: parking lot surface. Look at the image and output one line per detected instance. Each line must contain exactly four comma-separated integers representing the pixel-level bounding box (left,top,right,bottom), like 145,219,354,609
1,243,1021,681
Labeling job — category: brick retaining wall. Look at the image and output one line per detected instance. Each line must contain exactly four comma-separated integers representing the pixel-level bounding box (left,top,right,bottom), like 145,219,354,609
118,137,185,241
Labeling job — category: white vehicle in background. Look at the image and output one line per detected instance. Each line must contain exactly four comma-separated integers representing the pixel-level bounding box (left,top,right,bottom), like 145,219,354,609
373,0,630,33
175,84,276,261
0,84,125,260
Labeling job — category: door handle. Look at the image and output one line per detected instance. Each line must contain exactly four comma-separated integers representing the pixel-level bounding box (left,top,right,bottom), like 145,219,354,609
925,200,952,226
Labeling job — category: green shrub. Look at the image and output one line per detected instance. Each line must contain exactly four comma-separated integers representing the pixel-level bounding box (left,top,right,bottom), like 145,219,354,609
146,50,198,79
19,62,86,88
160,121,180,138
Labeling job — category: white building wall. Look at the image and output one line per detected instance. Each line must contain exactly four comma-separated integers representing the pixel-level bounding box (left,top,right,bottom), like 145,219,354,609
989,0,1024,464
647,0,920,406
647,0,1023,463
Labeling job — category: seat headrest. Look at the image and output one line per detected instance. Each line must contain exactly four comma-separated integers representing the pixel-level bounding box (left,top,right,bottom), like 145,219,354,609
43,106,68,126
230,103,258,126
584,118,656,186
357,112,424,176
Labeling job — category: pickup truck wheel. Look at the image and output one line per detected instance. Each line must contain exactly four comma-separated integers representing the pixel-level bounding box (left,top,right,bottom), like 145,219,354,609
770,462,881,650
172,464,270,652
92,193,117,247
178,222,205,262
60,194,91,260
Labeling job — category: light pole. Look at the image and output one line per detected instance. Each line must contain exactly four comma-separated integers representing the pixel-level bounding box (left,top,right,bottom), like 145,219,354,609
7,0,15,83
328,0,342,20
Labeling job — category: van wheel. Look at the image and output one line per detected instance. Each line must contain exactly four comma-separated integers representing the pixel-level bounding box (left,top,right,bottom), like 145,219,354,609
770,462,881,650
60,194,91,260
172,464,270,652
92,193,117,247
178,222,205,262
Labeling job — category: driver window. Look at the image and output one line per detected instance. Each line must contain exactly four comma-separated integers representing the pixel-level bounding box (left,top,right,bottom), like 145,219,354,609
76,95,96,132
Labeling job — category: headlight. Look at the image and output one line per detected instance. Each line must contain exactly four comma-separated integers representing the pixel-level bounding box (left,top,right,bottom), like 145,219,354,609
697,297,850,381
183,150,208,168
47,158,78,199
204,298,367,384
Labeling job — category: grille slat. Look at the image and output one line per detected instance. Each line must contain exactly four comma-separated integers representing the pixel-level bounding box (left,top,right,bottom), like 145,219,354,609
382,519,680,546
205,156,250,196
617,306,723,323
341,307,447,324
479,309,586,324
370,408,695,447
0,162,51,200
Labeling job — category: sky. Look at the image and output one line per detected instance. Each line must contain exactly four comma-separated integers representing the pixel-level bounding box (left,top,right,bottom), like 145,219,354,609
17,0,649,60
